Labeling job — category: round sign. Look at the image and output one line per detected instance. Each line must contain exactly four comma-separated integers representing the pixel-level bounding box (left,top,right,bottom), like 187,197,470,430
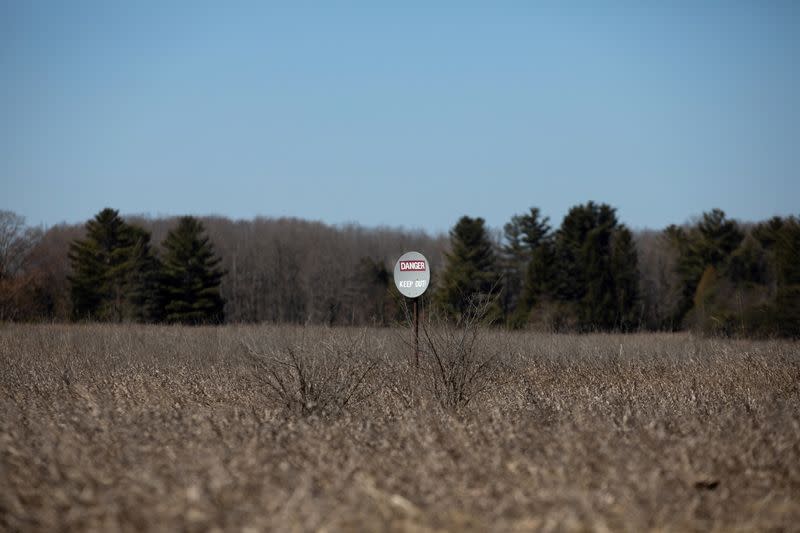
393,251,431,299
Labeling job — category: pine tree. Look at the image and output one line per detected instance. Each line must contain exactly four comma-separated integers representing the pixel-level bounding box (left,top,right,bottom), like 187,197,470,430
512,237,556,327
727,233,767,286
580,219,616,329
68,208,159,322
126,226,164,322
541,202,639,331
500,208,551,324
696,209,744,267
611,226,640,330
436,216,500,320
665,209,743,327
499,216,526,318
160,217,225,324
518,207,551,251
553,203,608,294
664,224,704,324
771,216,800,337
552,203,606,303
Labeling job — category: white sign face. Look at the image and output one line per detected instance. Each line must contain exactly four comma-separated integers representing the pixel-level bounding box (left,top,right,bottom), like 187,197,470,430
394,251,431,298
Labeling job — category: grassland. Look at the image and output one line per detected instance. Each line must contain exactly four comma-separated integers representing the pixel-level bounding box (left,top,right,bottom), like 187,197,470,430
1,324,799,532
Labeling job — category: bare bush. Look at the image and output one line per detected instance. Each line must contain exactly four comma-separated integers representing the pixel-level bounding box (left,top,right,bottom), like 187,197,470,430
416,295,512,409
242,327,379,416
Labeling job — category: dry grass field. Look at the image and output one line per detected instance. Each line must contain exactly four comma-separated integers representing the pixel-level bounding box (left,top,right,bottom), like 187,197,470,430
1,324,799,532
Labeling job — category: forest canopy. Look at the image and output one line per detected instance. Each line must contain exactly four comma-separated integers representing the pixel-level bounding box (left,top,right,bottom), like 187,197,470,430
1,205,798,337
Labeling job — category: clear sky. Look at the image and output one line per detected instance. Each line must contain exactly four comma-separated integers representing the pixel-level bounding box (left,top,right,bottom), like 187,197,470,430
2,1,798,233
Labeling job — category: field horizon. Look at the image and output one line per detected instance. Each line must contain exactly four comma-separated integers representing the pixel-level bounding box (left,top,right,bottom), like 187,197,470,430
2,323,798,531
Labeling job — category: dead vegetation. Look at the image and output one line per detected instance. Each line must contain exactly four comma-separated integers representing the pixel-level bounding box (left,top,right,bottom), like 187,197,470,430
1,323,799,531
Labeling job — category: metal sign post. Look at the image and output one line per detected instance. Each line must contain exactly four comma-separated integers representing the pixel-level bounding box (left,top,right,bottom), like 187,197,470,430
413,298,420,366
393,251,431,367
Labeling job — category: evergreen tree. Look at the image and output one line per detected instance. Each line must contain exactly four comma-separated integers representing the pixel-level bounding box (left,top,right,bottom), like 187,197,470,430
727,233,767,286
543,202,639,331
551,203,609,303
512,236,556,327
68,208,159,322
160,217,225,324
665,209,743,327
436,216,500,320
769,216,800,337
664,224,704,324
580,218,616,329
518,207,551,251
662,213,800,336
499,216,526,318
126,226,164,322
696,209,744,267
610,226,640,330
500,208,551,324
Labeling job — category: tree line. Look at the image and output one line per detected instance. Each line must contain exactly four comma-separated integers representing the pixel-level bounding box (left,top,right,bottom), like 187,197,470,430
1,204,798,336
67,209,224,324
437,203,639,332
0,209,445,325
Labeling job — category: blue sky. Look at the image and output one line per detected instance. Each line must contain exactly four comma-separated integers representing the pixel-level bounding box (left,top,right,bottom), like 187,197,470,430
1,1,798,233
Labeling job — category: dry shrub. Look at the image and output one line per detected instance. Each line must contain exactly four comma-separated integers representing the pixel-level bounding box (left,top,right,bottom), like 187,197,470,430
242,327,379,416
418,296,513,409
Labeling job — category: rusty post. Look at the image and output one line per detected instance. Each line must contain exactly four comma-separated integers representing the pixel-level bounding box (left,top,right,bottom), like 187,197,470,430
413,298,419,367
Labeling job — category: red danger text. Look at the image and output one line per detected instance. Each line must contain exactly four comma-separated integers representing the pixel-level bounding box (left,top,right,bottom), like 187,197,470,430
400,260,426,272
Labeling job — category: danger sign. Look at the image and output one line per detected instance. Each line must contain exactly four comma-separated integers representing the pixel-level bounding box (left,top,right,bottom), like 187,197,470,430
394,251,430,298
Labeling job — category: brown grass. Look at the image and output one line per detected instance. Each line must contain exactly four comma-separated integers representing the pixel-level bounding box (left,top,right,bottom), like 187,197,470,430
1,324,799,532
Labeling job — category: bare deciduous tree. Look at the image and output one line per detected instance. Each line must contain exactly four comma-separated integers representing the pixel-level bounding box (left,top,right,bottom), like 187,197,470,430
0,210,41,280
